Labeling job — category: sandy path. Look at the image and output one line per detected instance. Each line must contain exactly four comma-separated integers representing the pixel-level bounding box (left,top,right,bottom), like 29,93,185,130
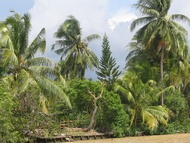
72,133,190,143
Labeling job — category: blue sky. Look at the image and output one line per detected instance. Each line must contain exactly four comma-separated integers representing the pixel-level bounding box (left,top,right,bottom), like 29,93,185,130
0,0,34,19
1,0,190,79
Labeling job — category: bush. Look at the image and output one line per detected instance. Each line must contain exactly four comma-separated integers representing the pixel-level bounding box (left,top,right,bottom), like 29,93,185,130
58,79,130,137
165,119,190,134
164,90,188,121
97,92,130,137
0,83,22,143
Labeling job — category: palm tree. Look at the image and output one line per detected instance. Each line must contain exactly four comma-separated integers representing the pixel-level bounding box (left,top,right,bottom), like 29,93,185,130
52,15,100,79
0,11,71,107
126,41,160,83
114,71,169,130
130,0,190,105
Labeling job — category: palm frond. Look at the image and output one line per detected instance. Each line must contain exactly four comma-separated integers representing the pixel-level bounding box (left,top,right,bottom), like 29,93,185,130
39,95,49,114
1,75,15,88
114,83,135,103
32,75,71,108
0,22,14,50
156,85,175,97
20,13,31,54
171,14,190,26
27,57,54,67
17,69,33,93
0,49,18,67
143,110,158,130
28,66,60,79
26,28,46,60
130,109,136,127
130,16,155,31
133,4,160,17
83,34,101,42
146,106,169,125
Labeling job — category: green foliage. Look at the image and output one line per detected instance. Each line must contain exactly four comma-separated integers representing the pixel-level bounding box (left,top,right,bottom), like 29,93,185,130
0,11,71,108
131,0,190,51
164,90,188,120
52,15,100,79
114,71,170,130
54,79,130,137
1,3,190,139
67,79,96,113
0,80,64,141
165,119,190,134
52,79,99,127
96,34,121,90
97,92,130,137
130,0,190,105
0,82,22,143
0,66,6,78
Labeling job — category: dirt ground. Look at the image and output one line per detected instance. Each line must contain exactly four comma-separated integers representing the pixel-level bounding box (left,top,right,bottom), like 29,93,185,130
72,133,190,143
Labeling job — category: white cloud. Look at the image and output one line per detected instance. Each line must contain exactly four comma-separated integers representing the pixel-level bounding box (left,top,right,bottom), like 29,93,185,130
108,9,137,30
28,0,110,62
28,0,136,79
29,0,108,38
2,0,190,80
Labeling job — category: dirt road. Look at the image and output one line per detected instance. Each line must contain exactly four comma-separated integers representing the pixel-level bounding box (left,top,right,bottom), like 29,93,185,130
73,133,190,143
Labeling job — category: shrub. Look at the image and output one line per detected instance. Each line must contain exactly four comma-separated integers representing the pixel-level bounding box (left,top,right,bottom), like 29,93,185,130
0,83,22,143
97,92,130,137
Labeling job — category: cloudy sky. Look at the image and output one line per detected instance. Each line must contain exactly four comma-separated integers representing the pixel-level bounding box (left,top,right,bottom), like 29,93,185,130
1,0,190,79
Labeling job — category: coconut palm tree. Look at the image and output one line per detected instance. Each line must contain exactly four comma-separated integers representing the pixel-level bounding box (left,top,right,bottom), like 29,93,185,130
126,41,160,83
52,15,100,79
114,71,169,130
130,0,190,105
0,11,71,107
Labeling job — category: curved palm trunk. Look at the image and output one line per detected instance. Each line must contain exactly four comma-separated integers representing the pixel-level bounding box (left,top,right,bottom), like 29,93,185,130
161,47,164,105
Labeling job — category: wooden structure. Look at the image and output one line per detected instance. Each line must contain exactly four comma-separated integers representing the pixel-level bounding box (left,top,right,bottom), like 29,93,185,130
28,132,113,143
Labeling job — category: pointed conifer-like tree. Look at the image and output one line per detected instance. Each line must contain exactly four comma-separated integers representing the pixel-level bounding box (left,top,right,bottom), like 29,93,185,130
96,34,121,90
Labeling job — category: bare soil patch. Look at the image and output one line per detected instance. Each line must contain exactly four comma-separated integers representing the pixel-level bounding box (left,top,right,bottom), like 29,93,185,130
72,133,190,143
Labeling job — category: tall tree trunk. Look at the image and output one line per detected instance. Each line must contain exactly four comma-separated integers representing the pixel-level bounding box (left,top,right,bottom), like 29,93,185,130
161,47,164,105
85,82,105,132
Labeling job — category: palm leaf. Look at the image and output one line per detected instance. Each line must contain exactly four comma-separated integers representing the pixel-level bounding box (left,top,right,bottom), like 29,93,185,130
143,110,158,130
0,22,14,50
17,69,30,93
28,66,60,79
31,74,71,108
0,49,18,67
133,4,160,17
26,28,46,60
39,95,49,114
27,57,54,67
171,14,190,25
83,34,101,42
130,16,155,31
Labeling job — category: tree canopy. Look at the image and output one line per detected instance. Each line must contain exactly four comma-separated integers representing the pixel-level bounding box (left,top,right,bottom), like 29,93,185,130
130,0,190,105
52,15,100,79
0,11,71,107
96,34,121,90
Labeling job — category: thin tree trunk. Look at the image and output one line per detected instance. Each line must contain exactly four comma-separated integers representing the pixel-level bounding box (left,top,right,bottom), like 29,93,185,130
85,99,98,131
161,47,164,105
85,81,105,132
